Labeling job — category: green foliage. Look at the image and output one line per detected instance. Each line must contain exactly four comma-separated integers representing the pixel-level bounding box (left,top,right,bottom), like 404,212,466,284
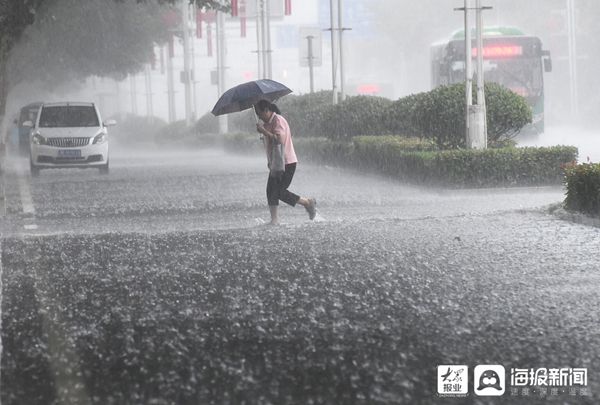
220,132,264,154
319,95,394,140
484,82,534,142
293,137,352,167
386,82,532,149
564,161,600,216
7,0,169,86
226,110,255,134
1,0,228,94
353,135,439,153
423,146,574,188
382,93,428,137
410,83,466,148
154,119,188,145
276,90,334,138
193,111,221,135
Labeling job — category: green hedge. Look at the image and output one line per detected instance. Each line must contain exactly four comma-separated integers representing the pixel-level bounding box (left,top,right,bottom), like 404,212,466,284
564,162,600,216
295,136,577,189
277,90,334,138
422,147,575,188
318,95,394,139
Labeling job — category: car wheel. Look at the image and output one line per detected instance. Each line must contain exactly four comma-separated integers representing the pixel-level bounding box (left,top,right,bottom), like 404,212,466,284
99,160,109,175
30,160,40,177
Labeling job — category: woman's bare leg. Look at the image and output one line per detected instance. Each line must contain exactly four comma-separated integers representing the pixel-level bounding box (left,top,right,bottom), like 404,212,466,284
269,205,280,225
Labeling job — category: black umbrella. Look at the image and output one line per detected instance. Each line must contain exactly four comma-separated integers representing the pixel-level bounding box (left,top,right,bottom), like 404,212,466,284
211,79,292,116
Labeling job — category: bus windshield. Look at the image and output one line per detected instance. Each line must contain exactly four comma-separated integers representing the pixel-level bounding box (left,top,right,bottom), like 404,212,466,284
450,57,543,101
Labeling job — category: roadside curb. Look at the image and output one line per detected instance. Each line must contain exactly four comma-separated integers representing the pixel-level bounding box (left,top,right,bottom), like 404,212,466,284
552,208,600,229
435,185,565,196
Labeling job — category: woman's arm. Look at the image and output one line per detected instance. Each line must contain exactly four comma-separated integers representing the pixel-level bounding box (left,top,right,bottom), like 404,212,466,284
257,124,283,144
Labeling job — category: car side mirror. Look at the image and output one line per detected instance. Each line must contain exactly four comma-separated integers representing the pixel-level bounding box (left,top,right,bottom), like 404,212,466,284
22,120,34,128
104,119,117,127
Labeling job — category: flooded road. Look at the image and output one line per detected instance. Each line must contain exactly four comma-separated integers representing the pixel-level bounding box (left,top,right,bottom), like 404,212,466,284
1,147,598,404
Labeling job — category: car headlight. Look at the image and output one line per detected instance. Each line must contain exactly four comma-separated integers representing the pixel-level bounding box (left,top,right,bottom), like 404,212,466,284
93,133,107,144
31,133,47,146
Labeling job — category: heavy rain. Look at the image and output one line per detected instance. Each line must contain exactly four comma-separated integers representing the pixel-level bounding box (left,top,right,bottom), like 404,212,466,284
1,0,599,404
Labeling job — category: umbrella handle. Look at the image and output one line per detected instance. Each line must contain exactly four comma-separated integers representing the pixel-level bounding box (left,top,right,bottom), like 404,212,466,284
253,108,262,139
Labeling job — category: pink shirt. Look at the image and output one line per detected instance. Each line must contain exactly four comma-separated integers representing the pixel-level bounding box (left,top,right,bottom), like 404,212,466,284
262,112,298,165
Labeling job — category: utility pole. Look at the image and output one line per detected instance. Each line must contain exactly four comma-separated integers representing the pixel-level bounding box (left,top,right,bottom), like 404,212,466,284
566,0,578,117
456,0,490,149
216,10,228,133
166,41,176,123
265,0,272,79
254,0,263,77
307,35,315,93
328,0,338,104
260,0,267,78
181,0,193,127
254,0,272,80
130,74,138,116
144,64,154,124
337,0,346,102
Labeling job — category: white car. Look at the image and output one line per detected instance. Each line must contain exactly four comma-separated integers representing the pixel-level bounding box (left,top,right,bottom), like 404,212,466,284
25,102,115,176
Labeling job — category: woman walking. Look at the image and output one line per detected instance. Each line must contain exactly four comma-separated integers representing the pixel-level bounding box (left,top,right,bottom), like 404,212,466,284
254,100,317,225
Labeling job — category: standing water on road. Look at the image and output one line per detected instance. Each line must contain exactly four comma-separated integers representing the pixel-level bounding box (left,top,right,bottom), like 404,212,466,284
1,148,598,404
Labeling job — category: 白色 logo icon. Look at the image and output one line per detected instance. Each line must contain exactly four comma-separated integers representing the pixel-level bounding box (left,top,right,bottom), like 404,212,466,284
474,365,506,396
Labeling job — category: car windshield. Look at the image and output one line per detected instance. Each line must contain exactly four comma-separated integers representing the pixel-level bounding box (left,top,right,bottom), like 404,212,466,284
38,106,100,128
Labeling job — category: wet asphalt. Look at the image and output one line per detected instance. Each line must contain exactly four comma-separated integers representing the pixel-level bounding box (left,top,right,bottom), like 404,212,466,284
0,147,599,404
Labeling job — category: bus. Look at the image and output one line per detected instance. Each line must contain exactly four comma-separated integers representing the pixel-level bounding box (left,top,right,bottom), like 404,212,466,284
430,26,552,134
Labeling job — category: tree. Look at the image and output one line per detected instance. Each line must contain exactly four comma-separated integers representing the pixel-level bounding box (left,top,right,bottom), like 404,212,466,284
0,0,230,124
0,0,45,116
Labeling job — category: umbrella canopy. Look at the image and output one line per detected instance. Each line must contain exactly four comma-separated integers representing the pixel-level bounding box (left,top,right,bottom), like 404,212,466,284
211,79,292,116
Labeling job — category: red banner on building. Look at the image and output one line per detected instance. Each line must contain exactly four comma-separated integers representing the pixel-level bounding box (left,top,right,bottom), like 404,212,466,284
231,0,238,16
285,0,292,15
